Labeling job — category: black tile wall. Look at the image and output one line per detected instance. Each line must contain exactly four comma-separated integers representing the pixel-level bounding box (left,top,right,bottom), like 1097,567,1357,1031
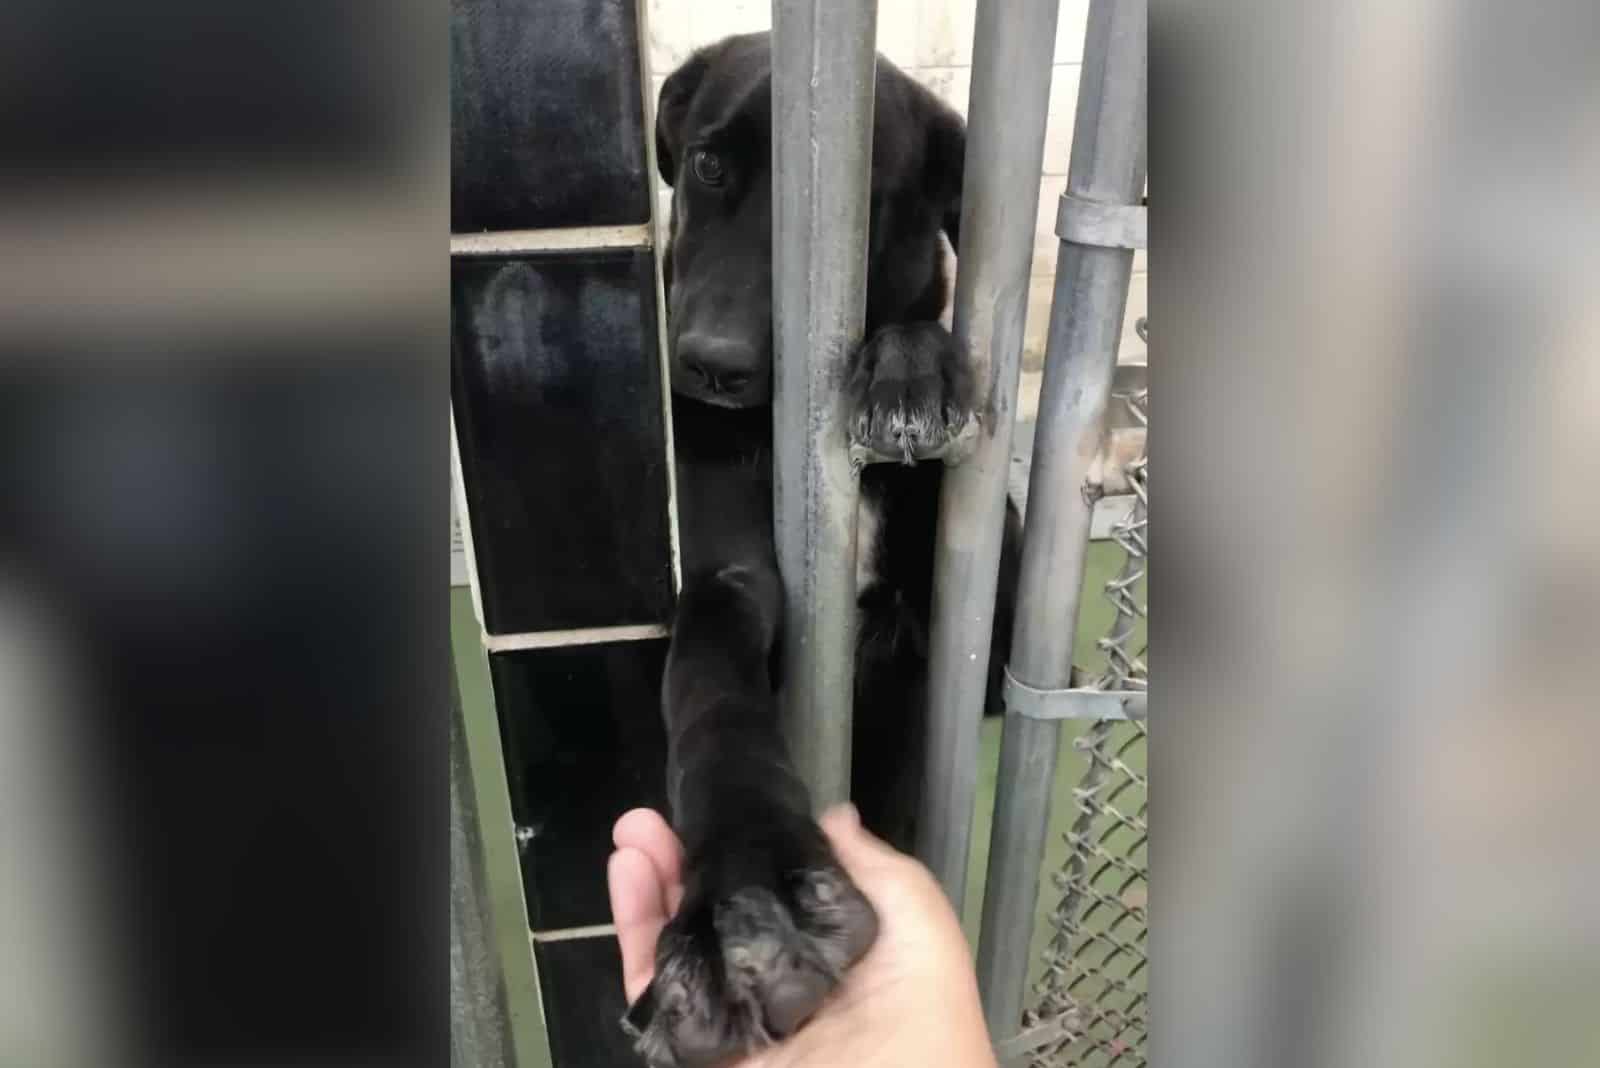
535,937,639,1067
490,639,670,932
451,0,651,232
452,250,675,635
452,1,670,1061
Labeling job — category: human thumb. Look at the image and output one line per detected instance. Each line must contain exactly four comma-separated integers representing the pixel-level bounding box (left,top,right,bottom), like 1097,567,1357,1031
818,803,913,875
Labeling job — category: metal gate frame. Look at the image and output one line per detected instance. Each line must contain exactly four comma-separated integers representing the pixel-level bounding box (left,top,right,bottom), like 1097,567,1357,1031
975,2,1147,1062
770,0,879,809
771,0,1147,1064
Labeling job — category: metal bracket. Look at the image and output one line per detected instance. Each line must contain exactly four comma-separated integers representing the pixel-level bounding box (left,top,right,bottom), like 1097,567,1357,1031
1003,666,1146,721
1055,192,1147,250
994,1013,1083,1062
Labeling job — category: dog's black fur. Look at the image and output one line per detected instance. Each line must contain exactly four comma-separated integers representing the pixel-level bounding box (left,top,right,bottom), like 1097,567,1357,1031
625,34,1022,1066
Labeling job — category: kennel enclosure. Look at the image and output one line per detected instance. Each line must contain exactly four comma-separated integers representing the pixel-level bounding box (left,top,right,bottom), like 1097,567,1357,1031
448,1,1148,1065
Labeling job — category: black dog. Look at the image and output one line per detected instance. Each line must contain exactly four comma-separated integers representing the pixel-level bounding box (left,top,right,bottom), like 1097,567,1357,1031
624,33,1021,1066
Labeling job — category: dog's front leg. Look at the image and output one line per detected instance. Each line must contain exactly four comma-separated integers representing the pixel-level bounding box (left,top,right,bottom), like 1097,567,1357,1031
623,563,879,1068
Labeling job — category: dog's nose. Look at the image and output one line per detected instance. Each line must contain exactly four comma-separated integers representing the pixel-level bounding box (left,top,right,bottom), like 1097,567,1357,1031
678,335,757,397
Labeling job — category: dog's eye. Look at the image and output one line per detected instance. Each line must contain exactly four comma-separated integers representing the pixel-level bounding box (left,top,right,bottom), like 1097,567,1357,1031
690,150,726,187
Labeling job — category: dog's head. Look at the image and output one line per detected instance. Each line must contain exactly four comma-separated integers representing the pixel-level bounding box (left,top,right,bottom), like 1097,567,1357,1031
655,33,965,409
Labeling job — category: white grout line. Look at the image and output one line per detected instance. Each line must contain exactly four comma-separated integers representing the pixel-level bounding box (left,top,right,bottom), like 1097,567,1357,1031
450,225,654,255
638,43,684,596
635,0,658,89
651,248,685,596
450,409,487,629
653,282,686,595
531,923,618,944
482,623,671,653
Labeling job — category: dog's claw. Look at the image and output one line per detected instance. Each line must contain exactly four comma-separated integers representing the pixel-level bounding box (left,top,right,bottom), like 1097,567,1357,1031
621,849,878,1068
849,414,981,469
846,322,979,469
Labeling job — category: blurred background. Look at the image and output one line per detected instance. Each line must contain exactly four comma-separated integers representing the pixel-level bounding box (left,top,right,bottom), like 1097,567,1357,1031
1155,2,1600,1066
1,1,447,1065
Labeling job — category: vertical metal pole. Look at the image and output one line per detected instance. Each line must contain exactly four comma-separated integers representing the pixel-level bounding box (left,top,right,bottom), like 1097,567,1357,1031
770,0,878,809
917,0,1062,907
976,0,1147,1048
450,672,517,1068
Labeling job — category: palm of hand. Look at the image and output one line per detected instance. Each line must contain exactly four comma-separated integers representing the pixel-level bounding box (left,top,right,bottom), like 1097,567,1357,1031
608,805,995,1068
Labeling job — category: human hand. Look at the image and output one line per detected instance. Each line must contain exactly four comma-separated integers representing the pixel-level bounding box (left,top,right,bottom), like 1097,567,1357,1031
608,803,998,1068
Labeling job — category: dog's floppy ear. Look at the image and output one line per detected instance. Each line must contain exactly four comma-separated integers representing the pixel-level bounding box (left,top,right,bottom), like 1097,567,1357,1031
924,105,967,252
655,51,711,185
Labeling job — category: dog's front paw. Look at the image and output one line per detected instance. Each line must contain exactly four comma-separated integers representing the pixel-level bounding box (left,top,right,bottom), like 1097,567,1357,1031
621,821,878,1068
848,322,979,466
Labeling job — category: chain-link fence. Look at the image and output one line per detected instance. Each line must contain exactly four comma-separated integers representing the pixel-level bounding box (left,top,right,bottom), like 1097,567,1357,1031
1024,319,1149,1068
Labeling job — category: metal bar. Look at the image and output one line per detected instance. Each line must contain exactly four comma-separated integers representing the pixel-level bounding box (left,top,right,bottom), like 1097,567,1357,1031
916,0,1063,909
450,671,517,1068
993,1013,1082,1062
1003,667,1148,721
1055,193,1147,250
770,0,878,809
976,0,1147,1050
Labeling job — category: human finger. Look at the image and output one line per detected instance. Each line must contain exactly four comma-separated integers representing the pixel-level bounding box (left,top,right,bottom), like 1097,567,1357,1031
613,807,686,913
607,847,669,1003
